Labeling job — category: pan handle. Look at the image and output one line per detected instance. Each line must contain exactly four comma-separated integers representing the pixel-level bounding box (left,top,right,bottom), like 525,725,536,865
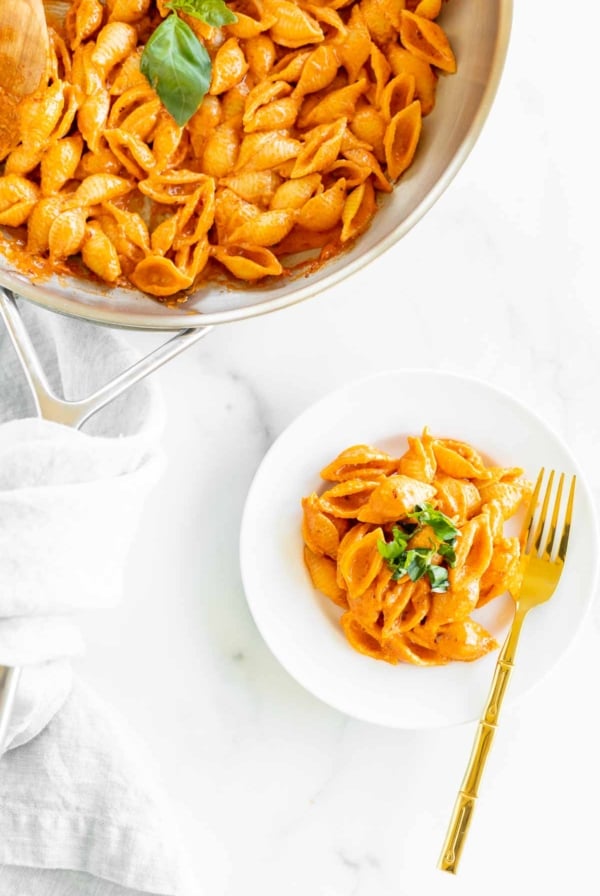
0,289,213,428
0,288,213,751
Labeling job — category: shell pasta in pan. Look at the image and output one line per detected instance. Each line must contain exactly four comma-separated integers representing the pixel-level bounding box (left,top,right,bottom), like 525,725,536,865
0,0,456,299
301,429,533,666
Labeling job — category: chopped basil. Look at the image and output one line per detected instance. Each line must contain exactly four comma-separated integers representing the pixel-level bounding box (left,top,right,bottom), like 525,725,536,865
377,504,459,593
408,503,460,542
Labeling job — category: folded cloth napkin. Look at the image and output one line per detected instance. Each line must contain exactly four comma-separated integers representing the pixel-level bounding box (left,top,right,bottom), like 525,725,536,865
0,300,194,895
0,679,195,896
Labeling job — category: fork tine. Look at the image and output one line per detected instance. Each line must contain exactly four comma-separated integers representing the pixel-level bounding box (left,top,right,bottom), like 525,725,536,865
541,472,564,561
556,475,576,562
521,468,544,555
532,469,554,555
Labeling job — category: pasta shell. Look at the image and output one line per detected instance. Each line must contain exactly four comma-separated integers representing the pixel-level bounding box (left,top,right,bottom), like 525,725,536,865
187,96,222,157
349,105,386,161
397,432,436,482
302,493,343,558
65,0,104,50
291,118,346,178
244,96,300,133
139,170,208,204
209,38,250,95
68,173,133,207
293,44,340,98
227,208,297,246
478,535,521,607
320,444,397,482
381,577,430,637
109,48,147,95
384,99,422,181
299,78,368,128
478,481,530,520
296,179,346,231
201,123,241,178
304,546,349,609
387,44,437,116
0,176,41,222
130,255,193,296
360,0,400,44
340,178,377,243
448,513,494,598
76,147,122,177
48,208,88,258
40,135,84,196
91,22,138,80
77,90,111,153
27,197,65,254
413,0,442,18
102,201,151,254
433,438,491,479
81,221,121,282
342,147,391,193
235,130,301,172
336,4,371,83
414,619,496,662
107,0,151,24
380,72,416,121
211,244,283,280
19,82,66,151
227,0,277,38
356,474,437,524
270,173,321,210
340,613,387,662
220,171,282,206
264,0,324,48
399,10,457,73
105,129,156,179
319,479,380,519
174,237,211,282
338,525,384,599
245,34,277,80
434,473,481,524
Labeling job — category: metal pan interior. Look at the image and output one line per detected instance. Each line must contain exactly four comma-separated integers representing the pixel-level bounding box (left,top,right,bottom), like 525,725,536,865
0,0,512,331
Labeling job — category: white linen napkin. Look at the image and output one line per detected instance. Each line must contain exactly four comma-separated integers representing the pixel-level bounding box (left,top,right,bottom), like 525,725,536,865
0,300,194,895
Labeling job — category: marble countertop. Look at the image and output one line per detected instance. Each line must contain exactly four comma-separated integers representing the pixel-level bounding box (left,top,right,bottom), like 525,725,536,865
72,3,600,894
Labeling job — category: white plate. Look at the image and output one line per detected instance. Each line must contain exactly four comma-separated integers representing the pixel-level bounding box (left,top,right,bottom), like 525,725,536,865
239,370,599,729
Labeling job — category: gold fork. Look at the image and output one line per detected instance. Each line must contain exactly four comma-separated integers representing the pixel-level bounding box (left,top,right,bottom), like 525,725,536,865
438,468,576,874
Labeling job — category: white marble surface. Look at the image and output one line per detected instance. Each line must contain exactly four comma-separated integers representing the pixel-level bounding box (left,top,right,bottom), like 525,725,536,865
69,3,600,894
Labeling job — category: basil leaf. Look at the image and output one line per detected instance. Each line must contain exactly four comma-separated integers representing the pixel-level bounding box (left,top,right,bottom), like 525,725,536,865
437,542,457,566
405,549,431,582
378,539,402,561
140,15,212,126
166,0,237,26
427,565,450,592
408,503,459,543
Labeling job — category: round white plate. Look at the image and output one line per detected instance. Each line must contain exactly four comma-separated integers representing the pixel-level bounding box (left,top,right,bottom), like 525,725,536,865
239,370,599,729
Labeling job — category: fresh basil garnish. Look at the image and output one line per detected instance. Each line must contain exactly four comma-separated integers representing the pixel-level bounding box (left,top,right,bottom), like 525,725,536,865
377,504,460,593
166,0,237,26
140,0,237,127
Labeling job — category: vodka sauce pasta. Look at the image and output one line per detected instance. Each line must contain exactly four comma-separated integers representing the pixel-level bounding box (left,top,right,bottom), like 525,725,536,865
301,429,533,666
0,0,457,300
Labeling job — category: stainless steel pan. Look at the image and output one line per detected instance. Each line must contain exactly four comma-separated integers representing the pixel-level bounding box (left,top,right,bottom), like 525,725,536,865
0,0,513,748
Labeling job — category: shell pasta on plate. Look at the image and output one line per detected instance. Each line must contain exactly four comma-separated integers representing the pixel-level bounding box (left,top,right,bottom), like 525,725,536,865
302,429,533,666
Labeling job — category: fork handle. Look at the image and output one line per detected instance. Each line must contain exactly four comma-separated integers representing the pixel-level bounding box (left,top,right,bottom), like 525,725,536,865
438,609,526,873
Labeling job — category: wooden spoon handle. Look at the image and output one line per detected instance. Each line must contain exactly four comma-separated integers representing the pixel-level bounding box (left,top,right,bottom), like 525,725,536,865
0,0,49,98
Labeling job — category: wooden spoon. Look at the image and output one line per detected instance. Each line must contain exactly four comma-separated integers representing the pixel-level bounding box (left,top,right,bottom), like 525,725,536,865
0,0,49,159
